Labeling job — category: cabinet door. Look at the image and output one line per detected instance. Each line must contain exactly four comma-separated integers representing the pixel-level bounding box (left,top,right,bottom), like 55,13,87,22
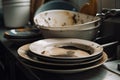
97,0,118,12
101,0,116,8
116,0,120,8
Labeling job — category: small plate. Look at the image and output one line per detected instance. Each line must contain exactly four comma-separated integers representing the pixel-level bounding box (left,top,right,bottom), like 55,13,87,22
4,28,42,39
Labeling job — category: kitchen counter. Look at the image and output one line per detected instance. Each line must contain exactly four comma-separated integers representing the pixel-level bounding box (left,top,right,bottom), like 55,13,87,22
0,27,120,80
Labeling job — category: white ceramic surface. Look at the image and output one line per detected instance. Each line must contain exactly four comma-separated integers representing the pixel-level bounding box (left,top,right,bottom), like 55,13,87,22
29,38,103,59
18,43,107,74
34,10,100,40
17,44,103,66
34,10,100,28
21,53,107,74
39,25,99,40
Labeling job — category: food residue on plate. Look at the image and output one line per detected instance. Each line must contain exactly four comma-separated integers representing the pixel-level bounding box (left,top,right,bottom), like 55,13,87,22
41,46,90,58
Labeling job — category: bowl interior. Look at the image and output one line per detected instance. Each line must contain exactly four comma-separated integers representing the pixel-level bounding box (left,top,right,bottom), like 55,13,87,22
34,10,100,28
29,38,103,59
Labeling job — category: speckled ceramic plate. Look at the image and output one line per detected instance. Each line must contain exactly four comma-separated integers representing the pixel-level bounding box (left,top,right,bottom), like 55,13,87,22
17,43,108,74
18,44,104,66
29,38,103,61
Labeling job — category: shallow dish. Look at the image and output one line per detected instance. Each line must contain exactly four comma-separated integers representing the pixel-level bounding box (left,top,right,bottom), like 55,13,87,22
17,43,108,74
28,50,103,64
20,53,107,74
29,38,103,61
17,44,103,66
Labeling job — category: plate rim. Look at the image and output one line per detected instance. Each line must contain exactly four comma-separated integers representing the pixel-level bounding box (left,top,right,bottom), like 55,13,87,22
20,52,108,74
17,43,108,74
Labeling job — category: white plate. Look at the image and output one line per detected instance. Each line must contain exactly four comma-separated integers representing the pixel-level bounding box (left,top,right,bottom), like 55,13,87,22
17,44,108,74
29,38,103,60
20,52,108,74
18,44,103,66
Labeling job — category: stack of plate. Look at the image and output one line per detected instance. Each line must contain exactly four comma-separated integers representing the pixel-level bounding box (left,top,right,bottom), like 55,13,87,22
17,38,108,74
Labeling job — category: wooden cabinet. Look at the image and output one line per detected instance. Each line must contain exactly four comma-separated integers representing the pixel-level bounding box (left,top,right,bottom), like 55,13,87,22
30,0,45,23
97,0,120,12
101,0,116,8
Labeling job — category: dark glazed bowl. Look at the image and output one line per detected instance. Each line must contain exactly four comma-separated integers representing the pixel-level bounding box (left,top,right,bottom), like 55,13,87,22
34,0,78,15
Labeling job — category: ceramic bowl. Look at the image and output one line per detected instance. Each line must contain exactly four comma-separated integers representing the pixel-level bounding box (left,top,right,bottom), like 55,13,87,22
34,0,78,15
34,10,100,40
